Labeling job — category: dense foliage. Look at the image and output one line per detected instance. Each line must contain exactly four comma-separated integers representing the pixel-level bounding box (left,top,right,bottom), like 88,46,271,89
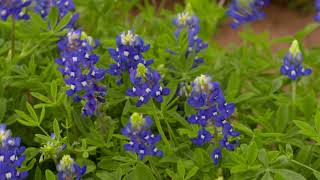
1,0,320,179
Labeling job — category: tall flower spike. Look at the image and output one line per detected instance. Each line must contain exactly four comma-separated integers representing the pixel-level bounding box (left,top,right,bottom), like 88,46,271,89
121,113,163,160
107,30,153,85
0,124,28,179
226,0,269,29
126,63,170,107
35,0,79,27
280,40,312,80
173,4,208,67
315,0,320,22
0,0,32,21
187,75,239,165
55,29,107,116
57,155,86,180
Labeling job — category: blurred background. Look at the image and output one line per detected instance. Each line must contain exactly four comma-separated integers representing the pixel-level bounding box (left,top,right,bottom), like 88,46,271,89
73,0,319,52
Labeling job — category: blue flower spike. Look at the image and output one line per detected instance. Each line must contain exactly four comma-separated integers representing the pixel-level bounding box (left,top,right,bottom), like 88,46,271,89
57,155,86,180
226,0,269,29
187,75,240,165
0,124,28,179
108,30,153,85
173,4,208,67
55,29,107,116
34,0,79,27
121,113,163,160
315,0,320,22
126,63,170,107
0,0,31,21
280,40,312,80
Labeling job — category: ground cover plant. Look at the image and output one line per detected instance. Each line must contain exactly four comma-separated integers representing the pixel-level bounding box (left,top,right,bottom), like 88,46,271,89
1,0,320,179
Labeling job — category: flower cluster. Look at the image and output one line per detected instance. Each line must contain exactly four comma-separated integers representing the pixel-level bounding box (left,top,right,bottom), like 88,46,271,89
34,0,78,27
107,30,153,85
55,29,107,116
108,31,170,106
39,133,66,162
0,124,28,179
121,113,163,160
226,0,269,29
315,0,320,22
0,0,31,21
126,63,170,107
173,6,208,67
280,40,312,80
57,154,86,180
187,75,240,165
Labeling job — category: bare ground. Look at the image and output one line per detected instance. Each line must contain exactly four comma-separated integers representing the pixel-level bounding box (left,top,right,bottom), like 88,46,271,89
214,4,320,50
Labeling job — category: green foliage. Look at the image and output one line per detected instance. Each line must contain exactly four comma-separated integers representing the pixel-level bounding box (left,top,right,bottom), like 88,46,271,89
0,1,320,179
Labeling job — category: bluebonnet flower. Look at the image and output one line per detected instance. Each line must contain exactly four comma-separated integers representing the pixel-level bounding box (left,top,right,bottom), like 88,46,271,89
191,128,213,146
280,40,312,80
126,63,170,107
34,0,79,27
173,5,208,67
55,29,107,116
315,0,320,22
121,113,163,160
40,133,67,162
108,30,153,85
57,154,86,180
226,0,269,29
0,0,31,21
0,124,28,179
211,148,222,165
186,75,240,165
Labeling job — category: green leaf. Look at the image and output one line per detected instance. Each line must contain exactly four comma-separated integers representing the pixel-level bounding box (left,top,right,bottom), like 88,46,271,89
234,92,256,104
185,166,199,180
177,160,185,178
53,119,60,139
55,13,73,31
272,169,306,180
261,171,273,180
270,77,283,94
293,120,317,137
50,80,57,99
39,107,45,124
258,149,269,167
30,92,52,103
247,142,258,164
96,171,116,180
275,104,289,132
0,98,7,121
35,166,42,180
15,110,37,127
226,71,240,100
127,163,156,180
315,110,320,133
26,102,38,122
45,169,56,180
313,171,320,180
295,23,320,41
48,7,59,29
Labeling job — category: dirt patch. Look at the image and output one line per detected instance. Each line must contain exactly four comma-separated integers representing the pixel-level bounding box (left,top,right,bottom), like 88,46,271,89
214,4,320,50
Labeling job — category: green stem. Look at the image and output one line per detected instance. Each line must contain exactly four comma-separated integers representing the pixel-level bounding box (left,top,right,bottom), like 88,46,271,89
152,100,170,147
291,159,319,173
38,125,49,136
11,16,16,61
292,81,296,118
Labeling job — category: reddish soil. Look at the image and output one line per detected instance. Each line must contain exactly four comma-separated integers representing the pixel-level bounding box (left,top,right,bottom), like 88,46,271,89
215,4,320,50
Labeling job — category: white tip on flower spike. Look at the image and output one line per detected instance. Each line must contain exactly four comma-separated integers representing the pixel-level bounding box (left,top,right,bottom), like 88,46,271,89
193,75,213,92
177,11,191,26
121,31,138,46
